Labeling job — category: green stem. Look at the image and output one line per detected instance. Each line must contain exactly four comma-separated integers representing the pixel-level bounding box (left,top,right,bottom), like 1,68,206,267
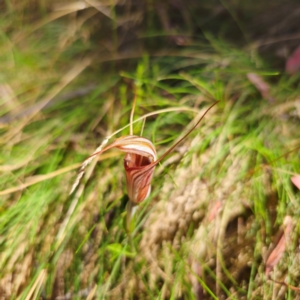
126,201,137,233
126,201,138,252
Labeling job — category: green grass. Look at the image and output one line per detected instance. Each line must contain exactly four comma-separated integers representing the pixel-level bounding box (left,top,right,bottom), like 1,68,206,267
1,1,300,299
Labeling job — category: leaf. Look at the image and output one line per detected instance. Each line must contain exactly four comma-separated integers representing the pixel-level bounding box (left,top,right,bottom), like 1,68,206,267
291,175,300,190
265,216,293,276
106,243,136,258
208,200,222,222
247,73,273,102
285,46,300,75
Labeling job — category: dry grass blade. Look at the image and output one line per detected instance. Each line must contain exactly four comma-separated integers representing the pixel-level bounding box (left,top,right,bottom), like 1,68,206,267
3,58,91,144
12,2,94,45
0,152,118,196
86,284,98,300
0,163,79,196
84,0,112,19
56,156,99,249
21,269,47,300
69,136,110,195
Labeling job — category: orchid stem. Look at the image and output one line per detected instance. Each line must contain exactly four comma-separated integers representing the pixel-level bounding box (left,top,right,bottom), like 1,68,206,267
126,201,138,252
126,201,138,233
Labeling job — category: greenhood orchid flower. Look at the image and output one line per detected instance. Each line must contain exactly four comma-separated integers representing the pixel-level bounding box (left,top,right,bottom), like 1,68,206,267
82,101,219,204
